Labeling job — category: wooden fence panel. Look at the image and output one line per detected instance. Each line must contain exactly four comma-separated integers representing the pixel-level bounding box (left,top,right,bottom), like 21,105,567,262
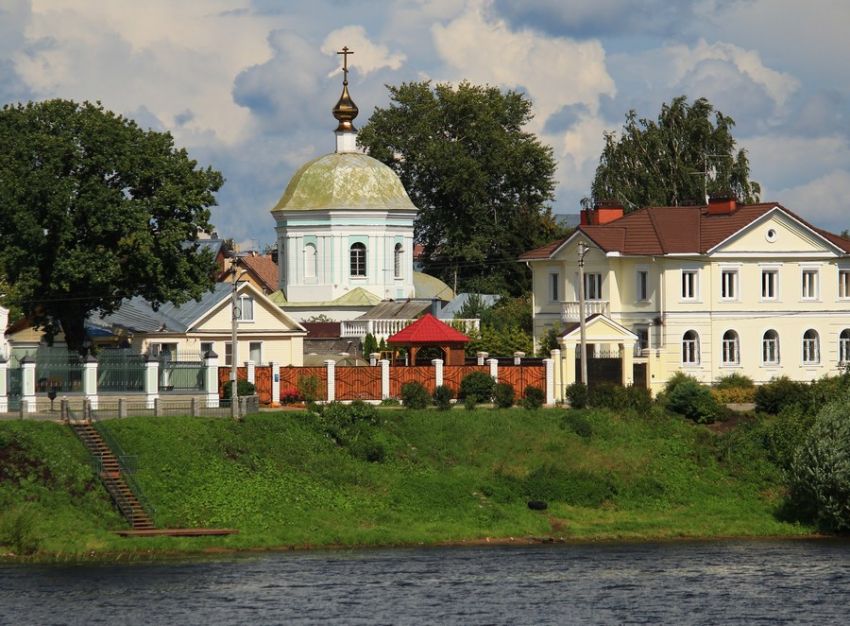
390,366,436,398
498,365,545,396
278,366,328,401
443,365,489,393
336,366,382,400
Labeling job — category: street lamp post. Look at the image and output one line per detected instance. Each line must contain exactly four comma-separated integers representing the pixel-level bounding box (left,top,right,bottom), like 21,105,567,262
577,241,589,386
230,262,249,420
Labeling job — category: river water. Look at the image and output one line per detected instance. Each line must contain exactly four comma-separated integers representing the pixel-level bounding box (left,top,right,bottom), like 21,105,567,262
2,540,849,625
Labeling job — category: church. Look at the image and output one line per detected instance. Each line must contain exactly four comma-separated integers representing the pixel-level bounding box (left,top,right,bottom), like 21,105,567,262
269,48,453,324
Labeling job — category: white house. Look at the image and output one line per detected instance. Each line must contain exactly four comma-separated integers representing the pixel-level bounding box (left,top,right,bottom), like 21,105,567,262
520,198,850,396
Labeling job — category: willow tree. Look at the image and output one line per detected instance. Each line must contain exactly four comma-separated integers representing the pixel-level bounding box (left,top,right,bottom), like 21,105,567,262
590,96,760,210
0,100,223,353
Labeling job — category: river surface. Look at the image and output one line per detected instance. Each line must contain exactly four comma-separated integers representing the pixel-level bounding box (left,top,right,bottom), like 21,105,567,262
2,540,850,625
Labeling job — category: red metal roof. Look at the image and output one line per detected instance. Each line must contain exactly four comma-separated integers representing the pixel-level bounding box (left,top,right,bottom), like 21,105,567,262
387,313,470,344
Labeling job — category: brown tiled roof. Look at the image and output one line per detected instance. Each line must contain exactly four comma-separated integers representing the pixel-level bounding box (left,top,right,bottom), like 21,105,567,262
240,254,279,292
520,202,848,259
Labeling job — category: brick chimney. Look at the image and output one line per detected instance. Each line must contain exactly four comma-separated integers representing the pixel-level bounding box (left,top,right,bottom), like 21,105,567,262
582,200,624,225
707,194,738,215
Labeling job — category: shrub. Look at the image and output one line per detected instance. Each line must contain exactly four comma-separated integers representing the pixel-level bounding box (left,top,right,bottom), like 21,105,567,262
664,374,722,424
788,394,850,530
401,381,430,409
379,397,401,407
588,382,627,411
0,504,41,555
493,382,515,408
348,399,378,423
280,387,302,404
755,376,811,415
714,373,754,390
221,379,256,399
622,385,653,413
711,386,756,404
433,385,454,411
463,394,478,411
565,382,588,409
522,385,545,410
765,404,815,472
562,413,593,439
459,371,495,402
297,375,322,402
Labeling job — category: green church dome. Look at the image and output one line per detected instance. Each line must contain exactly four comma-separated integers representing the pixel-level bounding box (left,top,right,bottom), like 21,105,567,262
271,152,416,213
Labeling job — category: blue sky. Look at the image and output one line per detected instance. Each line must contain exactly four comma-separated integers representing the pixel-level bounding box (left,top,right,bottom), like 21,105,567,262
3,0,849,248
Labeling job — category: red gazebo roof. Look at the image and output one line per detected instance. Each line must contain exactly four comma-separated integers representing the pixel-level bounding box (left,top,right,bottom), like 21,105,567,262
387,313,470,344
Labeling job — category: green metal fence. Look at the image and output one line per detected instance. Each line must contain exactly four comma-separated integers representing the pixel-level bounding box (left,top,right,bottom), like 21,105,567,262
159,359,204,392
34,353,83,393
97,351,146,392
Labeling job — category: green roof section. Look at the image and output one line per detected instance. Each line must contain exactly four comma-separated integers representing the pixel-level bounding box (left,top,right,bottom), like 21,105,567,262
413,271,454,301
273,287,382,309
271,152,416,213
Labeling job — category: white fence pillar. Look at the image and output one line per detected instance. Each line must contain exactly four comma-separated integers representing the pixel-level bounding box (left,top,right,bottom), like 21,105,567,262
513,351,525,365
270,361,281,405
82,354,98,410
204,351,220,408
0,359,7,413
325,359,336,402
380,359,390,400
245,360,256,385
21,357,36,414
369,352,380,367
432,358,444,387
543,358,555,406
550,348,562,402
487,358,499,383
144,357,159,410
477,351,488,366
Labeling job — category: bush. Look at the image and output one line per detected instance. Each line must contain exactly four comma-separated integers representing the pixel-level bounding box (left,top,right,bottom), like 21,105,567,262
664,374,722,424
588,382,627,411
493,382,515,408
565,382,588,409
714,373,754,390
788,395,850,530
0,504,41,555
433,385,454,411
522,385,545,410
765,404,815,472
401,381,430,409
221,379,256,399
379,397,401,407
297,375,322,402
622,385,653,413
711,386,756,404
459,371,495,402
562,413,593,439
755,376,810,415
280,387,302,404
463,394,478,411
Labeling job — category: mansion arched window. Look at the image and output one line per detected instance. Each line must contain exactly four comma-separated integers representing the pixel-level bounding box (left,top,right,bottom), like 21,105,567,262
682,330,700,365
802,329,820,365
394,243,403,279
841,329,850,364
350,242,367,277
304,243,317,279
722,330,739,365
762,330,780,365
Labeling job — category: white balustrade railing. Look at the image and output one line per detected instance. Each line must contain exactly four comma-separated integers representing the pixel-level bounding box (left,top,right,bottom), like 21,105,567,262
340,318,480,340
561,300,609,322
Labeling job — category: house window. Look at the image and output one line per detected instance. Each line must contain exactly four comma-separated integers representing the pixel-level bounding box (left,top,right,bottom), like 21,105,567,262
762,330,780,365
550,272,560,302
249,342,262,365
350,242,367,277
393,243,403,279
721,270,737,300
802,269,818,300
236,295,254,321
200,342,214,358
761,269,778,300
722,330,740,365
224,342,233,366
682,330,700,365
840,329,850,364
802,329,820,364
635,326,649,352
681,270,698,300
584,273,602,300
637,270,649,302
840,270,850,299
304,243,317,279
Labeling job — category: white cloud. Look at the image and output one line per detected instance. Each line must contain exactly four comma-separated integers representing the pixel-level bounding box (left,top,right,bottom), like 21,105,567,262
775,170,850,232
320,26,406,77
745,134,850,188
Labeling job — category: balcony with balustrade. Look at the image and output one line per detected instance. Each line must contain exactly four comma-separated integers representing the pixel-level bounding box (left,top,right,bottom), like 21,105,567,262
560,300,609,323
340,318,480,341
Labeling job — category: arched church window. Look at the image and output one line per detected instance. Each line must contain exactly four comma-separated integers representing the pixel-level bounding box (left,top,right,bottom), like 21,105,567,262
394,243,403,279
304,243,317,279
350,242,366,277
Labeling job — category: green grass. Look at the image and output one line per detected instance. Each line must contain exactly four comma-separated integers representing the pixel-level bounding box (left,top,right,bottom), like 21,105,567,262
0,407,814,559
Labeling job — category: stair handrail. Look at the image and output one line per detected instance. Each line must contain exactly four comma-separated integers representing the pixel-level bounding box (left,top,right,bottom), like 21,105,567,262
93,422,156,520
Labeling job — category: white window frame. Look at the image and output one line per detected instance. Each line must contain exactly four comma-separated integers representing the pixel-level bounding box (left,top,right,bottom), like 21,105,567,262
682,330,700,366
303,243,317,280
224,342,233,367
802,329,820,365
762,330,780,366
636,269,649,302
549,271,560,303
839,269,850,300
840,329,850,364
720,269,738,301
721,330,740,366
761,267,779,301
393,243,403,279
200,342,214,358
249,341,263,365
236,294,254,322
801,267,819,301
681,270,698,301
350,242,367,277
584,273,603,301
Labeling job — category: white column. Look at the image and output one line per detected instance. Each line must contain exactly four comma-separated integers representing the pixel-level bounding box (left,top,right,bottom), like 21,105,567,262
550,349,562,402
82,355,98,410
144,357,159,410
543,358,554,406
432,358,444,387
0,359,7,413
245,360,256,385
21,357,36,414
204,351,220,408
513,351,525,365
380,359,390,400
487,358,498,382
369,352,379,366
621,342,635,386
270,361,281,405
477,351,488,366
325,359,336,402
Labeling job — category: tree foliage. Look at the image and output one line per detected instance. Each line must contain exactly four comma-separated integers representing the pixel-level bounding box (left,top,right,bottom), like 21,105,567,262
591,96,760,210
0,100,223,352
358,81,562,295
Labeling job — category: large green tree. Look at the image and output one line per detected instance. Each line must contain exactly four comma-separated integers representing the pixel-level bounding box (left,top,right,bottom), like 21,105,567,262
590,96,760,210
358,81,561,296
0,100,223,353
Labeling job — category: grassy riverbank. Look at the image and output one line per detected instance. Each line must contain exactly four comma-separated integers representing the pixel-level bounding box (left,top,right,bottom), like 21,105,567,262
0,407,813,559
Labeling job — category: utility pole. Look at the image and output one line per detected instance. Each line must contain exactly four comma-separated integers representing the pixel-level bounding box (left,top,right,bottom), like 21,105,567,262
230,259,248,421
577,241,589,386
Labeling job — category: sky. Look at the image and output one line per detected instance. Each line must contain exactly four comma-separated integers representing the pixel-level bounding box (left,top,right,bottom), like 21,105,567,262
2,0,850,248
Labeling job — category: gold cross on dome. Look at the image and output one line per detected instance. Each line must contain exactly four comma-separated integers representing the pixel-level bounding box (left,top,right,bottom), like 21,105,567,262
337,46,354,84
